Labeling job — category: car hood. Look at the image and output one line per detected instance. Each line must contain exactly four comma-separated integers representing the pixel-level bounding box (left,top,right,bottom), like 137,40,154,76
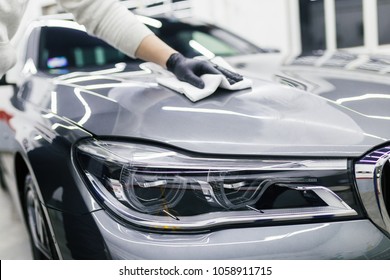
50,71,389,157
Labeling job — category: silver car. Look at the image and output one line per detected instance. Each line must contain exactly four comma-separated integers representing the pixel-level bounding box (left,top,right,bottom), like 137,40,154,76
0,16,389,259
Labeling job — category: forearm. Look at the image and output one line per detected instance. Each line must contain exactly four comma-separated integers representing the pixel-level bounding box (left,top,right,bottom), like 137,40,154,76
58,0,152,58
58,0,178,66
135,34,177,68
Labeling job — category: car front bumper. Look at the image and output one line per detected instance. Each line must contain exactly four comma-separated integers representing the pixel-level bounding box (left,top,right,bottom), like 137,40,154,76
83,211,390,260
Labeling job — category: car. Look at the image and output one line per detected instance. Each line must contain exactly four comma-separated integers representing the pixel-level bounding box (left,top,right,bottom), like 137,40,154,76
1,14,390,260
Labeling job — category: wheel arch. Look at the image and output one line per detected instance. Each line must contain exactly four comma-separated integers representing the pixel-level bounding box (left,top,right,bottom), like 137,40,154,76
14,152,61,259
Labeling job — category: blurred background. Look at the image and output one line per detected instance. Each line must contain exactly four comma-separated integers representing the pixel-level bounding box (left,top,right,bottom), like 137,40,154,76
24,0,390,55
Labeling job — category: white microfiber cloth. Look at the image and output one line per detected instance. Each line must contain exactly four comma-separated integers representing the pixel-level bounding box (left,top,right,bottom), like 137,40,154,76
142,57,252,102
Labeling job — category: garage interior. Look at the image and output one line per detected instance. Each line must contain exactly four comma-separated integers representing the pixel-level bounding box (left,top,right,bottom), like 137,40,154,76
1,0,390,260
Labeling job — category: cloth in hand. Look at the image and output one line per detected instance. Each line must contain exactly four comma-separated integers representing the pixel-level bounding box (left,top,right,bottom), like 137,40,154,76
155,56,252,102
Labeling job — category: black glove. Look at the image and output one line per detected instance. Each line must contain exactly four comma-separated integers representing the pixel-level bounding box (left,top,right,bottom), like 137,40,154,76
166,53,243,89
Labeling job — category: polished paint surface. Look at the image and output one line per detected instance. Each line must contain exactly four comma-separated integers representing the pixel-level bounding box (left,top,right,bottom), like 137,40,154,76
16,67,386,158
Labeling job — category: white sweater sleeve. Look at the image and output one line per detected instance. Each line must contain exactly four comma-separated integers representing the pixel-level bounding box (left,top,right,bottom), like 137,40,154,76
0,0,28,77
57,0,153,58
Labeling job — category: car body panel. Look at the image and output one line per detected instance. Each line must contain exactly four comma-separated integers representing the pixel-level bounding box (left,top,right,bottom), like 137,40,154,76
28,71,387,157
94,210,390,260
45,207,390,260
228,53,390,128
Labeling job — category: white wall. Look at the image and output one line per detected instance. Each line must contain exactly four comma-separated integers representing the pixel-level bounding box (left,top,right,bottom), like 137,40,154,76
5,1,44,83
10,0,55,44
11,0,301,57
191,0,301,55
11,2,43,43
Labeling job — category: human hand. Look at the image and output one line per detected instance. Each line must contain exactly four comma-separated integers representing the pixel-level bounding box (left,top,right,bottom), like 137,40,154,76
166,53,243,89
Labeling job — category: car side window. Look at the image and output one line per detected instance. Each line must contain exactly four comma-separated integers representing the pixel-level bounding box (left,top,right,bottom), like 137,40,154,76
38,27,136,72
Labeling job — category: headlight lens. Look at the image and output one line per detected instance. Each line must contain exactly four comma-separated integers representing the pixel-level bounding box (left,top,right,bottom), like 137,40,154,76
75,139,360,231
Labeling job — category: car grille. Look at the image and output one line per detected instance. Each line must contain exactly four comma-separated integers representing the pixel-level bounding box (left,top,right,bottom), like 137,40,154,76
355,146,390,236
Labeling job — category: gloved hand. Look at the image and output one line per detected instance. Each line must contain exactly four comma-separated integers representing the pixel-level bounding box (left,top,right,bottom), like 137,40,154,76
166,53,243,89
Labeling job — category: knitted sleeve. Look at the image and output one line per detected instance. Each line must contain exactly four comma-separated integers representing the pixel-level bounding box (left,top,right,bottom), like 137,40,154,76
57,0,153,58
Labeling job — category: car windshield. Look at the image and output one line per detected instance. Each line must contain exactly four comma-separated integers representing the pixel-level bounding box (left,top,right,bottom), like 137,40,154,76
38,17,262,73
149,17,262,57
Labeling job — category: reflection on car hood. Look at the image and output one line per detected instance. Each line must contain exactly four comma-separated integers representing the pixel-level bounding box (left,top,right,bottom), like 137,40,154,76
51,71,389,157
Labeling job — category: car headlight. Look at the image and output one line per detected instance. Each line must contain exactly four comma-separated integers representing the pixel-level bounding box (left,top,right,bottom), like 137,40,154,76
75,139,360,231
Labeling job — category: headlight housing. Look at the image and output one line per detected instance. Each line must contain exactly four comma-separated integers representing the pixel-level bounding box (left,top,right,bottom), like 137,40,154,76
75,139,360,231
